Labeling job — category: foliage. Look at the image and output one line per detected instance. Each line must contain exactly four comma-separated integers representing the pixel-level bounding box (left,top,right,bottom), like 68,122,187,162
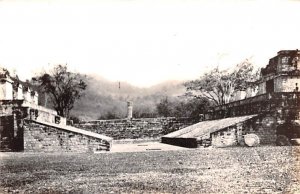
69,116,81,124
71,77,186,120
156,96,210,119
156,97,173,117
133,109,158,118
33,64,87,118
172,97,210,119
184,59,260,105
98,111,121,120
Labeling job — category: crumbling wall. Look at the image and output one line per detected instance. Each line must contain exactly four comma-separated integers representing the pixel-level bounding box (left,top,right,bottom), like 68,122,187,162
0,78,13,100
211,115,277,147
0,115,14,151
28,106,67,126
257,82,266,95
250,115,277,144
75,117,196,140
274,76,300,92
211,126,240,147
24,121,110,152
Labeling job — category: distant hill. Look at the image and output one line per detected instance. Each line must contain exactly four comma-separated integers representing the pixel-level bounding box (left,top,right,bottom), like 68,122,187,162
71,74,186,120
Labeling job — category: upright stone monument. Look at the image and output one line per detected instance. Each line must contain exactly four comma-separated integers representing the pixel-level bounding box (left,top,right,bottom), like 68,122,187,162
127,101,133,119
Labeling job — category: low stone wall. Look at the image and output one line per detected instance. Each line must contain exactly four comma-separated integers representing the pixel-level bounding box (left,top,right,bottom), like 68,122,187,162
75,117,196,140
27,104,67,126
24,121,110,152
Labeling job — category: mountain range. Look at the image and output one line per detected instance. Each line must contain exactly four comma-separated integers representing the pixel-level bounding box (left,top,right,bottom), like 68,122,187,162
71,74,187,120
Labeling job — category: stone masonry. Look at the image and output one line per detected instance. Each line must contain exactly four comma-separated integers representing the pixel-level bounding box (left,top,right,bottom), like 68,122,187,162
24,121,111,152
75,117,196,140
211,114,277,147
0,67,113,152
163,50,300,148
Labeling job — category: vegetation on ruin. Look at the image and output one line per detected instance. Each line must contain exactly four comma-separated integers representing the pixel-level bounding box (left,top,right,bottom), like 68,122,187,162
156,97,210,119
70,77,204,120
184,60,260,105
32,64,87,118
27,60,259,120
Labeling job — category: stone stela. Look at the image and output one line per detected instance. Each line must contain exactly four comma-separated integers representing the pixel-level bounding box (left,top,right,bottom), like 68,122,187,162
127,101,133,119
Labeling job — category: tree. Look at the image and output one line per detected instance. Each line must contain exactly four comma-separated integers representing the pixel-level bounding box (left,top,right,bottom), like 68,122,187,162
156,97,173,117
33,64,87,118
172,97,210,119
184,60,260,105
156,96,210,119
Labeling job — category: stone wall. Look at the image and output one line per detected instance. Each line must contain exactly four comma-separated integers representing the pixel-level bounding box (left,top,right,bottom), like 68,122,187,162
274,76,300,92
211,125,240,147
245,86,258,98
0,78,13,100
24,121,110,152
75,117,196,140
0,115,14,151
257,82,266,95
0,100,66,126
211,115,277,147
252,115,278,144
28,106,67,126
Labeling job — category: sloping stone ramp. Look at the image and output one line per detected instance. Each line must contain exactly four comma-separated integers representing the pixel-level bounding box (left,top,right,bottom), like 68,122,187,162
162,115,258,148
23,120,113,152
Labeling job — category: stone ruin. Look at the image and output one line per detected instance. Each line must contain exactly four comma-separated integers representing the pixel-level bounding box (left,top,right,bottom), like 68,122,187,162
2,49,300,151
0,67,112,152
162,50,300,147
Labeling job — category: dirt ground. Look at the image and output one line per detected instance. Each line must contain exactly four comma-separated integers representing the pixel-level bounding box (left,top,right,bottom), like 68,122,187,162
110,141,190,152
0,145,300,194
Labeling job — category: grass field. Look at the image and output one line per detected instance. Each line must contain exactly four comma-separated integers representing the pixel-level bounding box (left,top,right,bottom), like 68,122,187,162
0,146,300,193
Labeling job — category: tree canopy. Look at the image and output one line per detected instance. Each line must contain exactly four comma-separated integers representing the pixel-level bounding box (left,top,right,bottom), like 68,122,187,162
33,64,87,118
184,60,260,105
156,96,210,119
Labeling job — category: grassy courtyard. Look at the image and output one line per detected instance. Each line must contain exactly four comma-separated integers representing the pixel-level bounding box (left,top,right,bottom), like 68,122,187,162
0,146,299,193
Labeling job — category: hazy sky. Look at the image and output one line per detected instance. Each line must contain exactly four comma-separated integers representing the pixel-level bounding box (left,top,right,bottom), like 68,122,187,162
0,0,300,87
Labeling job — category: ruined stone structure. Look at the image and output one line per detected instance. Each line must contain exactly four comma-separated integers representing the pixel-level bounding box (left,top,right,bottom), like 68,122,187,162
76,117,196,140
127,101,133,119
0,67,112,152
2,50,299,151
163,50,300,148
24,120,111,152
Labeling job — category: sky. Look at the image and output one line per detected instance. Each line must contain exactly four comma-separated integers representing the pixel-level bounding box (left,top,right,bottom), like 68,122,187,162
0,0,300,87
